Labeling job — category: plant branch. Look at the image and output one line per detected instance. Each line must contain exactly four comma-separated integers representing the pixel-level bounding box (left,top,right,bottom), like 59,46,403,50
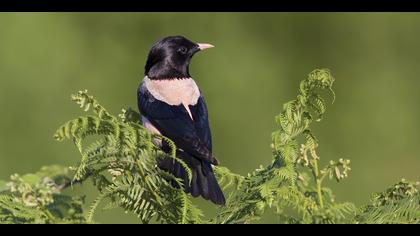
312,158,324,208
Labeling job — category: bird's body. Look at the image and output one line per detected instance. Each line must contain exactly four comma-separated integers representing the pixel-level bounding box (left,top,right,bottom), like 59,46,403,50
137,36,225,205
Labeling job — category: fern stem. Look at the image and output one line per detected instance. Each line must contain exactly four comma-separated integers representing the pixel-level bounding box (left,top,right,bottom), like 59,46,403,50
180,192,188,224
312,159,324,208
87,192,107,223
43,207,57,223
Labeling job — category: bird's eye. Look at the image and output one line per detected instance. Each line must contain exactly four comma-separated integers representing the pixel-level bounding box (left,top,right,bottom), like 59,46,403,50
177,47,188,54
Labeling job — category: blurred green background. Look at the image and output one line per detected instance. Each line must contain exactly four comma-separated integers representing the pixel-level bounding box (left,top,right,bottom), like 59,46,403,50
0,13,419,223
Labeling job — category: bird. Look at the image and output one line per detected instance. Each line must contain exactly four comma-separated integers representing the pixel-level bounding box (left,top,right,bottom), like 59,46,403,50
137,35,225,205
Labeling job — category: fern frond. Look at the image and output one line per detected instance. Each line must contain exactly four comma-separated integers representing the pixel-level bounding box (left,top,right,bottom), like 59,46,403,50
86,192,108,223
356,196,419,224
355,180,420,224
214,166,245,191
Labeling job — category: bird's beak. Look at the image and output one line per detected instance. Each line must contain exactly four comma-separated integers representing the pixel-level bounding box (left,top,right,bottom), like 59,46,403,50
197,43,215,51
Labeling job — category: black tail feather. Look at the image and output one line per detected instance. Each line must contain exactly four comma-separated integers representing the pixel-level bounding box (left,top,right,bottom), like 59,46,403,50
157,151,225,205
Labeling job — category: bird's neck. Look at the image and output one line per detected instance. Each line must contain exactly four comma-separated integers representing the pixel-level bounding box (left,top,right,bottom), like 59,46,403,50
146,60,190,80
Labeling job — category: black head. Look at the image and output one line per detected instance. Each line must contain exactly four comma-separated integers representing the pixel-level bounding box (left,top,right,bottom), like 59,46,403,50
144,36,214,80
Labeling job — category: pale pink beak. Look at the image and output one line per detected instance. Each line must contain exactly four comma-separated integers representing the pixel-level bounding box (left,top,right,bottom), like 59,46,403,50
197,43,215,51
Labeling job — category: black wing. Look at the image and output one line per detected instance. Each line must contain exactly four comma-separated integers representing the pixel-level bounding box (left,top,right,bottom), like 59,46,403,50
189,95,212,152
137,86,216,165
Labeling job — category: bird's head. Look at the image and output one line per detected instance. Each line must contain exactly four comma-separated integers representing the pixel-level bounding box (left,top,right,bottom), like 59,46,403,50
144,35,214,80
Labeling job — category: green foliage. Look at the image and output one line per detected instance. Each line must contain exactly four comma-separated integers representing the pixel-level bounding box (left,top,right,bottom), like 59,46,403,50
0,69,418,224
355,179,419,224
212,69,357,224
53,90,201,224
0,166,85,224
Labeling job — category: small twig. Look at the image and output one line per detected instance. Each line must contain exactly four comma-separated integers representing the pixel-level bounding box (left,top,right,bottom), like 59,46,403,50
56,170,93,191
312,159,324,209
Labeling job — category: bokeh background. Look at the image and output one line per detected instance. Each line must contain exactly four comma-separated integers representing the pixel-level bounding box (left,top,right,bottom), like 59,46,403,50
0,13,419,223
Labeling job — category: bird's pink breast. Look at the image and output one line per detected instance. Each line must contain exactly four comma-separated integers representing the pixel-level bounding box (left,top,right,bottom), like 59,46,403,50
142,76,200,120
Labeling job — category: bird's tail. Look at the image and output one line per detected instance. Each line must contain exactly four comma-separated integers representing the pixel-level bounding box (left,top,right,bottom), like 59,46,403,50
157,152,226,205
